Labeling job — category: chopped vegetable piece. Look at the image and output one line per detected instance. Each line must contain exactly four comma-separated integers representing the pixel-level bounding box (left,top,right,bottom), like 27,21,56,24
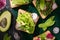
32,13,39,24
46,33,54,39
0,0,6,10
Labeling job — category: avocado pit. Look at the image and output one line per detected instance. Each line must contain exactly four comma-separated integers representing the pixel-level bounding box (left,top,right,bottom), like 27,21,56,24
0,18,7,28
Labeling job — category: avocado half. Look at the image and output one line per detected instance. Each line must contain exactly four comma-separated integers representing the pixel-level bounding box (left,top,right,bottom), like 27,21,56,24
0,11,11,32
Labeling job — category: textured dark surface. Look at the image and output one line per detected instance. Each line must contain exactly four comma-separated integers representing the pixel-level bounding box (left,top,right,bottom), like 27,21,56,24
0,0,60,40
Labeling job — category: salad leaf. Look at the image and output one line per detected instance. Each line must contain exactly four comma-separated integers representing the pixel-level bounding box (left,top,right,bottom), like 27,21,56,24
38,16,55,31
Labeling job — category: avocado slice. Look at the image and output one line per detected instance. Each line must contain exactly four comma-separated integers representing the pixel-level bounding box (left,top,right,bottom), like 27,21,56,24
0,11,11,32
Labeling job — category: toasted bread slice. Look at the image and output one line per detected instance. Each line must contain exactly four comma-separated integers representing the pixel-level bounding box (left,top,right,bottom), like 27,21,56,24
33,30,55,40
10,0,32,8
32,0,36,7
32,0,57,19
15,9,39,34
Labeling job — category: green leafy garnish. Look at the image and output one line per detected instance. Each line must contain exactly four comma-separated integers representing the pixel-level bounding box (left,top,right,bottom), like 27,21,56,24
16,12,35,34
3,33,11,40
38,16,55,31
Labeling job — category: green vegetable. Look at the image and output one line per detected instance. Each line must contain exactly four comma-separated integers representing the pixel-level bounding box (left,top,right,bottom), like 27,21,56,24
16,12,35,34
12,0,32,5
37,32,46,40
38,16,55,31
39,33,46,40
3,33,11,40
40,0,45,10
